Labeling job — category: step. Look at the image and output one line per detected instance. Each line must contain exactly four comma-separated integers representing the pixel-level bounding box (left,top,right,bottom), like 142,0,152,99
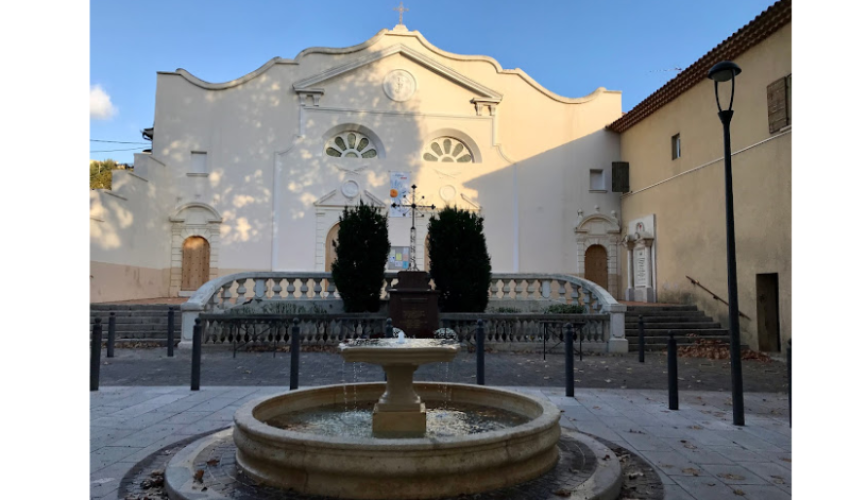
625,322,721,330
626,328,729,336
90,304,179,311
627,335,731,343
626,311,709,321
626,305,698,313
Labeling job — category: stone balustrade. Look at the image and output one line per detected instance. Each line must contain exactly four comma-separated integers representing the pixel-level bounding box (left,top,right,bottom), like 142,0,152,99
182,272,626,352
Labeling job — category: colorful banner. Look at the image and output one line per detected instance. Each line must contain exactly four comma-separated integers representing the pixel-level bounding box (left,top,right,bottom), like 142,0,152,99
388,171,411,218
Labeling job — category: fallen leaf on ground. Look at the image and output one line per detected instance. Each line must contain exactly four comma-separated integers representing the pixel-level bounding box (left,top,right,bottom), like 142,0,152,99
194,469,204,483
770,475,785,484
720,473,746,480
688,425,703,430
206,458,220,466
553,488,572,497
733,489,746,496
682,468,700,476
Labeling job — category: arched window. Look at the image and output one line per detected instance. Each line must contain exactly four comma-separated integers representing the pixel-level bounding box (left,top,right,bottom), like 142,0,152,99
423,137,473,163
325,131,378,158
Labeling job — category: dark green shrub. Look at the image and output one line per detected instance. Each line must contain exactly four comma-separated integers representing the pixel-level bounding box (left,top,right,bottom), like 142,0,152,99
427,207,492,312
331,202,391,312
488,306,521,313
543,303,586,314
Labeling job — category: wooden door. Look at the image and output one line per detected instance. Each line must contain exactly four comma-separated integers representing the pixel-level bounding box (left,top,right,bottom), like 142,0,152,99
325,224,340,272
584,245,608,290
757,273,781,351
181,237,210,291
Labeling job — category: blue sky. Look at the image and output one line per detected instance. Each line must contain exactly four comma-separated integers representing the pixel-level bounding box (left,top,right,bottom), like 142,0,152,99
90,0,778,163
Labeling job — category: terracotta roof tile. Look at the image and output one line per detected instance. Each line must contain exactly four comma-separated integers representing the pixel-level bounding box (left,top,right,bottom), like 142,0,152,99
607,0,791,133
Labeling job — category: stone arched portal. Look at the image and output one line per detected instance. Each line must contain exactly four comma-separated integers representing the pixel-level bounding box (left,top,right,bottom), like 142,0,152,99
574,210,621,295
325,223,341,272
169,202,222,296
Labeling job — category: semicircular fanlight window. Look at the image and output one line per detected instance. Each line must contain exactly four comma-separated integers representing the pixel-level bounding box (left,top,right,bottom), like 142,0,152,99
422,137,473,163
325,132,378,158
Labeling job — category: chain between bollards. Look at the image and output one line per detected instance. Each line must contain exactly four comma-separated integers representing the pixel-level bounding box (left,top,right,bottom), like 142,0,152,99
787,339,791,427
191,318,202,391
638,315,645,363
167,307,175,357
90,317,102,391
476,319,485,386
667,330,678,410
106,312,116,358
290,318,301,390
566,323,575,398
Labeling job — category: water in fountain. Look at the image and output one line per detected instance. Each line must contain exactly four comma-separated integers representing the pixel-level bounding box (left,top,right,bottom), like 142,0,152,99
342,359,349,412
266,400,530,439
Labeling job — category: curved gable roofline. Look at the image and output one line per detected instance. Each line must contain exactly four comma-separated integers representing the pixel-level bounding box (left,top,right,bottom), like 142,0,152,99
159,27,619,103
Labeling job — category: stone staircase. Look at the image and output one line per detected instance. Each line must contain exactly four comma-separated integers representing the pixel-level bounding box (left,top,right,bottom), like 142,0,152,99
89,304,182,342
625,304,733,351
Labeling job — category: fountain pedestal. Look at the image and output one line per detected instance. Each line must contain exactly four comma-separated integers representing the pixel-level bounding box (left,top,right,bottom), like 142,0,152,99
340,339,459,437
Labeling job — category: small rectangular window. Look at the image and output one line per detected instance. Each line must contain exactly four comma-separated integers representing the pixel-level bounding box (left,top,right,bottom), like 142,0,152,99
191,152,207,174
589,169,605,192
671,134,681,160
767,74,791,133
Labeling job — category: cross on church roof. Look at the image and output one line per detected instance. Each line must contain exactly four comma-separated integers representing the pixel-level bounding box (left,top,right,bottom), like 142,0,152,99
393,1,409,25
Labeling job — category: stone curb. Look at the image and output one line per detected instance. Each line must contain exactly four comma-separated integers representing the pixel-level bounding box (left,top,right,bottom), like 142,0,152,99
561,429,624,500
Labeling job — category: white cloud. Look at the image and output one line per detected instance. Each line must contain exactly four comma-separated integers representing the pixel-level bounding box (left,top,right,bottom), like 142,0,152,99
90,85,117,120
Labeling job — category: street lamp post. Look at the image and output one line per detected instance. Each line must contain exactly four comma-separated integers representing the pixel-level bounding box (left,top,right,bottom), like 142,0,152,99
708,60,745,426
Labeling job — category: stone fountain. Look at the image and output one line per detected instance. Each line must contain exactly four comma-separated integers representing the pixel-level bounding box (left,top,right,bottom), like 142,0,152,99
163,331,626,500
339,337,458,437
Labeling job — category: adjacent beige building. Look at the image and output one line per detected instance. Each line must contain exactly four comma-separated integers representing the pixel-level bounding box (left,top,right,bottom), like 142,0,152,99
609,0,791,351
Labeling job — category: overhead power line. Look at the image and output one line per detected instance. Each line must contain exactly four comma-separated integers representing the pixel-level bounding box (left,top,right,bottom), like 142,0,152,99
90,146,148,153
91,139,150,144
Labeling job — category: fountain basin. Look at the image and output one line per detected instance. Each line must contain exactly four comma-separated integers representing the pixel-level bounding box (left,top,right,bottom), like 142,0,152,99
233,382,561,499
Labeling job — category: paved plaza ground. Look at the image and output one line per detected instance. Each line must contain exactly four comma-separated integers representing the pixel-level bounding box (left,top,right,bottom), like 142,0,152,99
98,347,789,393
91,384,791,500
90,348,791,499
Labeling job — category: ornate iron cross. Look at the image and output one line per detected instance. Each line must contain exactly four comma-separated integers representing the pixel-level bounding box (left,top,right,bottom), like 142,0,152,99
391,184,435,271
393,1,409,24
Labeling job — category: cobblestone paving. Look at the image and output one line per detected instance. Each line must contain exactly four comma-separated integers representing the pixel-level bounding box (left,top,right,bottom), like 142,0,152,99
97,347,788,393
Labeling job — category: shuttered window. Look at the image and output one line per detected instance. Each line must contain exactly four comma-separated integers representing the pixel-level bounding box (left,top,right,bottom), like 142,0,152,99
767,74,791,133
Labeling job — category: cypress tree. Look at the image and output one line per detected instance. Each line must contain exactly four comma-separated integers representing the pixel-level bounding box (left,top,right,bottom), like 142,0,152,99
331,202,391,312
427,207,492,312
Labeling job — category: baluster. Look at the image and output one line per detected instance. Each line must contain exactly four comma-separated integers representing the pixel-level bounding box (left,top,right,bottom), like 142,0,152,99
285,279,296,299
570,283,580,306
253,278,267,300
271,279,282,300
558,280,567,302
581,286,591,312
594,297,603,314
235,279,248,305
526,279,537,299
327,279,338,299
490,280,499,300
313,279,323,299
211,287,221,311
221,281,234,309
515,280,526,300
541,280,551,299
499,280,509,298
299,279,309,300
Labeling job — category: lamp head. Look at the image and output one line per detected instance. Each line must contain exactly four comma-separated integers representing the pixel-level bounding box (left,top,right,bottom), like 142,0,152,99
708,61,742,83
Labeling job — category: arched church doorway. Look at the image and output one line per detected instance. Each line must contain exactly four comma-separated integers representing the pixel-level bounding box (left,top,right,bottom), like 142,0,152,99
325,223,341,272
181,236,210,291
584,244,608,290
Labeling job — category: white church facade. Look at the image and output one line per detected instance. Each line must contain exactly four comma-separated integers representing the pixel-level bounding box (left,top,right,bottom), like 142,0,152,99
90,23,625,303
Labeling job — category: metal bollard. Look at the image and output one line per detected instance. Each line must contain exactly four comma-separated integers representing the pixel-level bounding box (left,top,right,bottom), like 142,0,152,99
566,323,575,398
290,318,301,391
476,319,485,386
91,317,103,391
667,331,678,410
107,312,116,358
638,315,645,363
167,307,175,357
191,318,202,391
385,318,393,339
787,339,791,427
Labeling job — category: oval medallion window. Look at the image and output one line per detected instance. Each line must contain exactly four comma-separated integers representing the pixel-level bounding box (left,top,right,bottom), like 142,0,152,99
325,132,378,158
423,137,473,163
